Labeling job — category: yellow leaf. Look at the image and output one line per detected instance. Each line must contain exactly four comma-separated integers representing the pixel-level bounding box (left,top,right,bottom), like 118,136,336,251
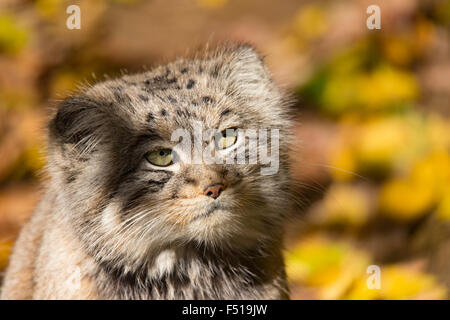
313,183,370,227
411,152,450,197
0,14,28,55
355,117,412,174
437,187,450,221
379,177,435,221
330,146,357,181
285,237,370,299
382,266,447,300
383,35,414,66
35,0,65,19
345,264,447,300
293,5,329,41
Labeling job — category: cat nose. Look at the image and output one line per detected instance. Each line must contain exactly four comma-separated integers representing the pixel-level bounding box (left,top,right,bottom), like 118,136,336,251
203,183,225,199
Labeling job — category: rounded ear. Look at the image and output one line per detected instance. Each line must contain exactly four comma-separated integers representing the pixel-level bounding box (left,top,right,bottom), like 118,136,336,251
49,94,106,151
221,44,279,98
226,44,265,69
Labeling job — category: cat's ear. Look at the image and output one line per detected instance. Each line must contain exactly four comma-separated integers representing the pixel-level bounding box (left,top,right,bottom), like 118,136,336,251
222,44,278,97
49,94,107,152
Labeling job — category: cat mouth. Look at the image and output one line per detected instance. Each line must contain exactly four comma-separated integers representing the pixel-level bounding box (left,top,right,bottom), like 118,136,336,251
193,203,228,220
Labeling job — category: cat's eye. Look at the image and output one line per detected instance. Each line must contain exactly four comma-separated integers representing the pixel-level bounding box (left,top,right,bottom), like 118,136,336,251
145,149,173,167
215,128,238,150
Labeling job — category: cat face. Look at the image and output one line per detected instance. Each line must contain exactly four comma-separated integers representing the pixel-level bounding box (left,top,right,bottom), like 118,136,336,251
48,45,292,262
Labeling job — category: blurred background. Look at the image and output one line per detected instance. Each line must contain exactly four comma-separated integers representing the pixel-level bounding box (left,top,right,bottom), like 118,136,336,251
0,0,449,299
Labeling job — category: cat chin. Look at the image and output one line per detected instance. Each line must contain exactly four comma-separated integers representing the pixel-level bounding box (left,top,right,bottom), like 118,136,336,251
191,204,230,221
184,210,267,247
189,207,233,228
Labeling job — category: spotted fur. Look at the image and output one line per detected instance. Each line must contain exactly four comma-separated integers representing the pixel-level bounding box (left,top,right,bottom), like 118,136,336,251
1,44,293,300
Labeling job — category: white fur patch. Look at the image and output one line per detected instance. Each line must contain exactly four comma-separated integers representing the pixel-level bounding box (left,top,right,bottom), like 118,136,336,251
101,202,122,230
149,249,176,277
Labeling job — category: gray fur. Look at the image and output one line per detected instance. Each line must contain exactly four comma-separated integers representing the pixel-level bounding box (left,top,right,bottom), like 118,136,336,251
1,44,293,300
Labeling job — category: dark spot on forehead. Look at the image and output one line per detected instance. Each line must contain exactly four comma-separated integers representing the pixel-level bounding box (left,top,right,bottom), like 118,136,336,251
139,94,149,102
146,113,154,122
191,100,198,106
141,87,151,95
180,67,188,74
161,109,167,117
220,109,231,118
154,93,164,101
186,79,195,89
163,68,170,76
202,96,214,104
143,73,178,92
114,91,131,105
210,64,220,78
168,96,177,103
176,109,191,118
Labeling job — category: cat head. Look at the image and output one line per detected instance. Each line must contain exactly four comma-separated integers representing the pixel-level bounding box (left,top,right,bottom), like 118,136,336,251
48,44,293,263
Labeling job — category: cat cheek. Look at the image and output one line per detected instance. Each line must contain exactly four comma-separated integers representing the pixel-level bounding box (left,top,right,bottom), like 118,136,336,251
170,183,203,200
100,202,122,231
165,208,191,226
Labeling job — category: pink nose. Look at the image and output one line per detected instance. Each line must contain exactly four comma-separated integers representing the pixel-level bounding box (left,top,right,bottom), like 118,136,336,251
203,183,225,199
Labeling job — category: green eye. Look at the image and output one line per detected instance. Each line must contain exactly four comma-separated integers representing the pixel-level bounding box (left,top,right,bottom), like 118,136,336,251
146,149,173,167
215,128,238,150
